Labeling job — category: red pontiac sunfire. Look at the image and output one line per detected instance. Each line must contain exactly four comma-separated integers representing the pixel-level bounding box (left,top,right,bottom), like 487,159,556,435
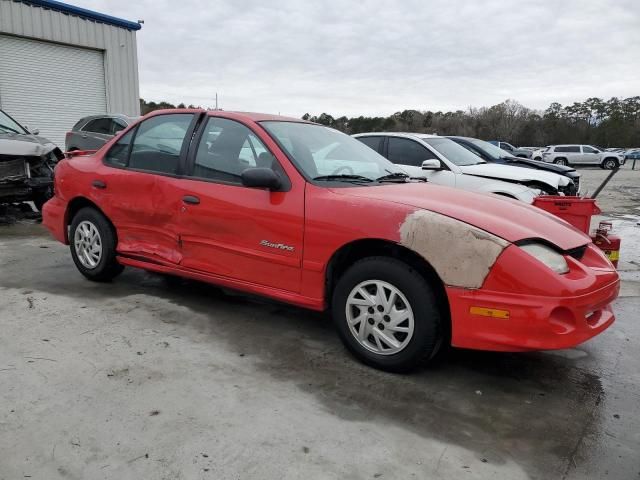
43,110,619,372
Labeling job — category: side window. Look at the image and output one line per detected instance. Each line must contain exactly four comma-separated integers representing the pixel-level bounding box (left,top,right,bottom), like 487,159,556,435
105,129,134,167
112,119,127,134
387,137,435,167
583,146,597,153
191,117,276,184
83,117,112,134
128,114,193,174
357,136,383,153
501,143,514,151
555,146,568,153
567,146,580,153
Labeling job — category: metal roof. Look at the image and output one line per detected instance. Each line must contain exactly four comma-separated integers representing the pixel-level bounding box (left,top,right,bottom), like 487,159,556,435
21,0,142,31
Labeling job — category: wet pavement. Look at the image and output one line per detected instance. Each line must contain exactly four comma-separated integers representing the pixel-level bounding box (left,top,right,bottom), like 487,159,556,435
1,214,639,479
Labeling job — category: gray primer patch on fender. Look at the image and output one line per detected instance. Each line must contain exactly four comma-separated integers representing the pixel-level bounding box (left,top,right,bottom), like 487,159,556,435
399,210,509,288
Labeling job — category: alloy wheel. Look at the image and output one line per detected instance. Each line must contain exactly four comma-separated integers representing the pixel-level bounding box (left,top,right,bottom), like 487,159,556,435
345,280,415,355
74,220,102,269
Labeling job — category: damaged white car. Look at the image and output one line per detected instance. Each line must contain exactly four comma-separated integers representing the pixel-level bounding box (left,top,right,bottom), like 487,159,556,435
354,133,576,203
0,109,63,210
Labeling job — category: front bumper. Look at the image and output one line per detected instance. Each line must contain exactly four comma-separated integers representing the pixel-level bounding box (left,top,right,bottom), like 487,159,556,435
446,243,619,351
447,279,618,351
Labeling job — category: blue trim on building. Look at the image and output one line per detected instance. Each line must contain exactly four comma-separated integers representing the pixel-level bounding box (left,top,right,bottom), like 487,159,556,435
23,0,142,31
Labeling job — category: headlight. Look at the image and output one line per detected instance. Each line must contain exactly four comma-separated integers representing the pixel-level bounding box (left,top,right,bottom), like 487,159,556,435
520,243,569,274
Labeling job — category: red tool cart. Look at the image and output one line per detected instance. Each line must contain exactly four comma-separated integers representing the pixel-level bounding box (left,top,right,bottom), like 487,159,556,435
532,168,621,267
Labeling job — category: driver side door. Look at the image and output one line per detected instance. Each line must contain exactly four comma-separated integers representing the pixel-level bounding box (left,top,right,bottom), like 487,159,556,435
385,137,456,186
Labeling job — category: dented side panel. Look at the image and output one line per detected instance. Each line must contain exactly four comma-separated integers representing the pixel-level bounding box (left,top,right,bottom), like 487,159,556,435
399,210,508,288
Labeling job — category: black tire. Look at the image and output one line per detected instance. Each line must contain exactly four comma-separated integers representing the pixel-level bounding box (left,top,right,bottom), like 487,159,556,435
602,158,618,170
69,207,124,282
554,158,568,166
331,256,443,372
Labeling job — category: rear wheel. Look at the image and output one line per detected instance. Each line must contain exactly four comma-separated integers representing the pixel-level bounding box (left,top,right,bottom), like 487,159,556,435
554,158,568,166
602,158,618,170
69,207,123,282
331,256,443,372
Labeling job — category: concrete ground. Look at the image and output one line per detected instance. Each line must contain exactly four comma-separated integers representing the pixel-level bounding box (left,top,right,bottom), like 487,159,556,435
1,167,639,479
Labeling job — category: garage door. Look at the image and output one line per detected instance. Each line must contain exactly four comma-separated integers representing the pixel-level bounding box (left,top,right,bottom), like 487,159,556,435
0,35,107,148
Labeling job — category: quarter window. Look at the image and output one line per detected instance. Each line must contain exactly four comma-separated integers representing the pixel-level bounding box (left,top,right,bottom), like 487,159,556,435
387,137,436,167
192,117,276,183
128,114,193,174
105,129,134,167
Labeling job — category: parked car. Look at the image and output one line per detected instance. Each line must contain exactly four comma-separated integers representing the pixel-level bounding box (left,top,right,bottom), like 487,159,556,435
488,141,532,158
0,109,63,210
448,136,580,195
354,133,575,202
531,147,549,161
65,114,137,152
624,149,640,161
43,110,619,371
542,145,625,169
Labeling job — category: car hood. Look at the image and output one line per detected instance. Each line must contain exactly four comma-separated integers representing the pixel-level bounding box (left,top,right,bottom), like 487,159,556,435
337,182,590,250
460,162,570,189
0,133,58,158
503,155,577,173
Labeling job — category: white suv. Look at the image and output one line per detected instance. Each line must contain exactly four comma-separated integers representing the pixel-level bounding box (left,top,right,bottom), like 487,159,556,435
542,145,625,169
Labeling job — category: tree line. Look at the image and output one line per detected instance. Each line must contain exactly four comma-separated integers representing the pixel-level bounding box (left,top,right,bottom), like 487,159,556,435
141,96,640,148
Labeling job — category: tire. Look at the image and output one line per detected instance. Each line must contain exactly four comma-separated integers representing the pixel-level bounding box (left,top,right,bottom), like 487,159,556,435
69,207,124,282
602,158,618,170
331,256,443,372
554,158,568,166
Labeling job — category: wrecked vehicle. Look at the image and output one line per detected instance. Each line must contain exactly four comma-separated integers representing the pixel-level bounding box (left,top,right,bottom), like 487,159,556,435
0,109,63,210
43,110,619,372
354,132,576,202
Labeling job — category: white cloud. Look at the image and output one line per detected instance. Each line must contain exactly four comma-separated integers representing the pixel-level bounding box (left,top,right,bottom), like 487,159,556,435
76,0,640,116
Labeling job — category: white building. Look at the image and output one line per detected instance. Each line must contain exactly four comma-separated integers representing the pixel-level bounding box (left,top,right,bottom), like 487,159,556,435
0,0,141,147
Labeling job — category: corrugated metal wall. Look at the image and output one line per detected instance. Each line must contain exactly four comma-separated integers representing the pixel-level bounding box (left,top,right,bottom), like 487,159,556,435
0,0,140,116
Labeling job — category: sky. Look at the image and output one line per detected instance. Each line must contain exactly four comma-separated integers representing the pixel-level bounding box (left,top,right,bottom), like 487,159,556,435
75,0,640,117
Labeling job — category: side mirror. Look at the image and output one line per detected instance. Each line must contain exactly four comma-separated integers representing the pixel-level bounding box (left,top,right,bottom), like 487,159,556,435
421,159,442,170
241,167,282,190
25,126,39,135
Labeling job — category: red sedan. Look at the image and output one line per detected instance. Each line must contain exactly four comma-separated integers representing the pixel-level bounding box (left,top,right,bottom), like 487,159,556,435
43,110,619,371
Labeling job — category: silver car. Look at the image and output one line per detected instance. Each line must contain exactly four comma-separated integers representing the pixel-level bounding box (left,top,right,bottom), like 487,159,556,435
65,114,137,152
542,144,625,169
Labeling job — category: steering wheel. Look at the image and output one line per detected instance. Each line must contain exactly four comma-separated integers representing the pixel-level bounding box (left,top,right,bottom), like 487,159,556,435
330,165,354,175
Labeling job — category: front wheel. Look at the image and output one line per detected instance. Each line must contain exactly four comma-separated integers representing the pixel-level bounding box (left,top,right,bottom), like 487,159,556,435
69,207,124,282
602,158,618,170
331,256,443,372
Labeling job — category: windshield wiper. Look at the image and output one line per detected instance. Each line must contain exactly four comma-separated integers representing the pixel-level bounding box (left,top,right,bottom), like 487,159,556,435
313,174,373,183
376,172,427,183
0,125,21,134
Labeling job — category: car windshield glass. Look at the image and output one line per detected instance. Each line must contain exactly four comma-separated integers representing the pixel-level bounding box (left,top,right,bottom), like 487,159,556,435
469,138,513,159
260,121,407,183
421,138,485,166
0,110,28,134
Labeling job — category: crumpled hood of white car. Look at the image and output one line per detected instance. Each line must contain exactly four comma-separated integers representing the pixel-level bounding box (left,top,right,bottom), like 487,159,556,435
460,163,570,189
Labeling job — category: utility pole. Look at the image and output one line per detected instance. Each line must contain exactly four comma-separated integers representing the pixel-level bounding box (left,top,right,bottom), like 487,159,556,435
215,93,218,110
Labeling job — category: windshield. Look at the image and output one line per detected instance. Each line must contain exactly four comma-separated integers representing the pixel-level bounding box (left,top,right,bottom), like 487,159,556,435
260,121,407,183
0,110,28,135
469,138,514,160
421,138,485,166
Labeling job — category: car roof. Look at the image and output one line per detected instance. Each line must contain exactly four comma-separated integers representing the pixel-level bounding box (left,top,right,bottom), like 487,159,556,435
144,109,311,124
354,132,440,140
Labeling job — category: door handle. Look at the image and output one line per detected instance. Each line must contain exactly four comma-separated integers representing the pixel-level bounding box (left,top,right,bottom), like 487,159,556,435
182,195,200,205
81,134,88,139
92,180,106,189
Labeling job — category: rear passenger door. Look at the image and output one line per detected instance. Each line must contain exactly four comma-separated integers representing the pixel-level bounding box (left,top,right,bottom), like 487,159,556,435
97,113,198,264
